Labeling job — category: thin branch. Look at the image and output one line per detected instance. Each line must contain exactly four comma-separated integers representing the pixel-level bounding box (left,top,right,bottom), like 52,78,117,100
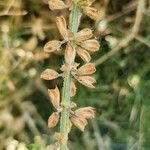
94,0,145,66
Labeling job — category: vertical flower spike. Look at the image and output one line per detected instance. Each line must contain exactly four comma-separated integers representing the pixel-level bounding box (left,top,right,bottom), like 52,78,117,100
56,16,68,40
42,0,100,149
48,86,60,109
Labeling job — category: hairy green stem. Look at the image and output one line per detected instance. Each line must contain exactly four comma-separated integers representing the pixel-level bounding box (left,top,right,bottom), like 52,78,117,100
59,2,81,150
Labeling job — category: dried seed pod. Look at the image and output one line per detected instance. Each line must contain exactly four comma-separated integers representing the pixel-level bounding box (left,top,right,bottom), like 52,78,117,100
48,86,60,109
54,132,62,142
75,107,95,119
82,6,99,20
70,81,77,97
79,39,100,52
76,47,91,63
44,40,61,53
41,69,59,80
56,16,68,40
48,113,59,128
75,28,93,42
77,76,96,88
65,44,76,65
48,0,66,10
70,115,87,131
78,63,96,75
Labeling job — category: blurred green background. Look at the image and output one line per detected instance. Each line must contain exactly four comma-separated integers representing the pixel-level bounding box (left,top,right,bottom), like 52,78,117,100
0,0,150,149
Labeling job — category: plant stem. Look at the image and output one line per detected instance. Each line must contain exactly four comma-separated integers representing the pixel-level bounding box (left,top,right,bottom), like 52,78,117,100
59,2,81,150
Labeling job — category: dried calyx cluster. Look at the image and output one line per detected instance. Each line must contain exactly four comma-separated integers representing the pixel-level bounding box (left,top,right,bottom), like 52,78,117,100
41,0,100,149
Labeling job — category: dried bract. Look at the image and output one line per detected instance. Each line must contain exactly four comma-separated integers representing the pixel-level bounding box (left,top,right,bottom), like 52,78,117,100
77,76,96,88
65,44,76,65
44,40,61,53
78,63,96,75
56,16,68,40
76,46,91,63
79,39,100,52
48,113,59,128
75,28,93,42
41,69,59,80
70,115,87,131
82,7,99,20
75,107,95,119
70,81,77,97
48,86,60,109
54,132,62,142
48,0,67,10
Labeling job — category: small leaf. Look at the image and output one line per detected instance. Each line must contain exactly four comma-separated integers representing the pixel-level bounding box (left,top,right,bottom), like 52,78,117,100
41,69,59,80
48,86,60,109
48,113,59,128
